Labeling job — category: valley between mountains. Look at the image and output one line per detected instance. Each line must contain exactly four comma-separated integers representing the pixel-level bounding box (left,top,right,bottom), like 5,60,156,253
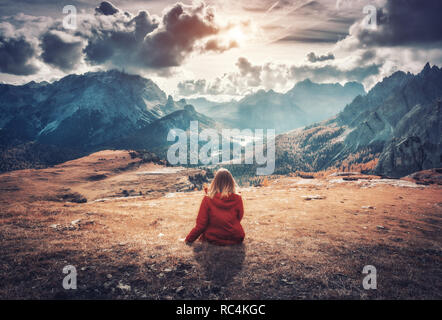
1,63,441,179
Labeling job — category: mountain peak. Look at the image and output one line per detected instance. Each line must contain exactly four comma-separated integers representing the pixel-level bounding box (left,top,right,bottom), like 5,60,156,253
344,81,362,88
288,79,364,96
300,78,313,84
294,79,314,88
419,62,441,77
184,104,196,113
80,69,155,86
0,69,175,151
292,78,347,91
23,80,49,89
418,62,432,77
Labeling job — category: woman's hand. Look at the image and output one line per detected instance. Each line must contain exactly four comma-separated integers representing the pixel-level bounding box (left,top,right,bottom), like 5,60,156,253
180,237,192,246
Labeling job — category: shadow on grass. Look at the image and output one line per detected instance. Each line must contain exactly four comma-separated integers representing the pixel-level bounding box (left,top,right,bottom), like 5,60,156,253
193,242,246,287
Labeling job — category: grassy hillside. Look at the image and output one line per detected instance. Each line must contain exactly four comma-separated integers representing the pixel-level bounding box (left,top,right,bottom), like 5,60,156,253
0,151,441,299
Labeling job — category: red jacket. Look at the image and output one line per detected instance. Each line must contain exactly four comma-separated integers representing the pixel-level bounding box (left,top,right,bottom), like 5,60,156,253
185,193,245,245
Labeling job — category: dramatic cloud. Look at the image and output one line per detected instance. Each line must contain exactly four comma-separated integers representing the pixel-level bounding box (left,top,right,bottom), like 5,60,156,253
137,2,222,68
132,10,158,40
95,1,119,16
177,74,245,97
0,1,239,75
307,52,335,63
329,0,442,88
177,55,382,97
81,7,160,68
0,35,38,75
0,14,53,75
350,0,442,47
236,57,262,87
203,39,238,53
177,79,207,96
234,57,290,89
1,0,441,96
0,0,93,17
40,30,84,71
83,1,238,71
269,0,361,44
278,29,349,44
289,63,381,83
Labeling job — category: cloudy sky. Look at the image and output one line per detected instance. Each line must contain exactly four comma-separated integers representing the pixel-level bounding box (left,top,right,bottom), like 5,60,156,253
1,0,441,100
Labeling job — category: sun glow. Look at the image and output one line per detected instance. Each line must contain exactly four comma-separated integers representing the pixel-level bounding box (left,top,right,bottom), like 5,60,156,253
227,26,247,44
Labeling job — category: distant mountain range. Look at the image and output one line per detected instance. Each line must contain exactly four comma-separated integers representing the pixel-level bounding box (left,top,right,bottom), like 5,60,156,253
0,70,185,150
271,63,442,177
188,80,365,133
0,70,185,171
114,104,218,153
0,65,440,177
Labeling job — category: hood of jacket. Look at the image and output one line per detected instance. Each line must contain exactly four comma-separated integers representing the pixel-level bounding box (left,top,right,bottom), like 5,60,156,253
209,193,241,209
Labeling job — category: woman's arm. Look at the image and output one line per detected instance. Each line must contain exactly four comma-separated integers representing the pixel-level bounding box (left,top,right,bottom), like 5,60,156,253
237,196,244,221
185,196,210,243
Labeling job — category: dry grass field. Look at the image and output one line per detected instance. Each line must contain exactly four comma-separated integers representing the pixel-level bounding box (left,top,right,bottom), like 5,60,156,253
0,151,441,299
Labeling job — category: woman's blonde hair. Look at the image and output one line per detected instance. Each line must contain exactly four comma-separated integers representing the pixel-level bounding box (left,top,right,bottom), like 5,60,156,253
207,168,238,198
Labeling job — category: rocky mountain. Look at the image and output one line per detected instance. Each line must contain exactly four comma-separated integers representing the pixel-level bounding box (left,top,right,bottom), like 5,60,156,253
286,79,365,122
189,90,307,133
272,63,442,177
115,104,219,153
376,99,441,177
186,97,226,115
1,65,440,178
0,70,178,150
189,80,365,133
0,70,207,171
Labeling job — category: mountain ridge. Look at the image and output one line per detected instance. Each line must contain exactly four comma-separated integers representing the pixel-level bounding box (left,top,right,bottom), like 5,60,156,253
0,70,203,171
271,63,442,177
189,79,365,132
0,70,182,150
1,64,441,178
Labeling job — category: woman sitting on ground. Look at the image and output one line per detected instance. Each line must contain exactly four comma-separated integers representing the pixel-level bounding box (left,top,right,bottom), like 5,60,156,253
185,168,245,246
